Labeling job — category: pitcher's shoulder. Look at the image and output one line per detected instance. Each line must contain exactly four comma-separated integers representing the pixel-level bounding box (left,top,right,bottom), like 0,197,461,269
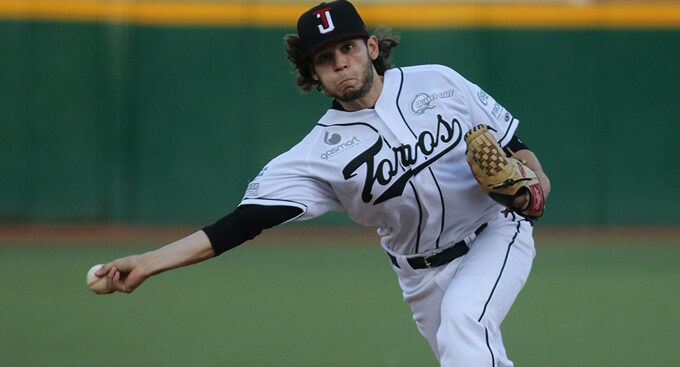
392,64,463,78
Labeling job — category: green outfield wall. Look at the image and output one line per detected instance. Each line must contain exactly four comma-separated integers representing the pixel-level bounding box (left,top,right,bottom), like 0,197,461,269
2,20,679,225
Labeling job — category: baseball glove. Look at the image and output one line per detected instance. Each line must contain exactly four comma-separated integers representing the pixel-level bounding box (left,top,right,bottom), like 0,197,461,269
464,124,545,220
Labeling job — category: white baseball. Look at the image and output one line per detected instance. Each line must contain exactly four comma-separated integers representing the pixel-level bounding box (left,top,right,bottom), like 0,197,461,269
86,264,112,294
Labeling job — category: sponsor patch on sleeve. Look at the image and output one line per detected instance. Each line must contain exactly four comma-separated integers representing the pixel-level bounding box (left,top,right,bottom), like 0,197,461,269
478,87,511,122
245,182,259,196
491,103,502,119
477,89,490,106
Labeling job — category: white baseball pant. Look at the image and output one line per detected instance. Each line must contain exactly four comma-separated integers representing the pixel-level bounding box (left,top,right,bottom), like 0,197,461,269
391,213,535,366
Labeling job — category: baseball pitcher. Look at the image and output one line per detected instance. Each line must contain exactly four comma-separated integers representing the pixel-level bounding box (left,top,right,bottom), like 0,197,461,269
94,2,551,366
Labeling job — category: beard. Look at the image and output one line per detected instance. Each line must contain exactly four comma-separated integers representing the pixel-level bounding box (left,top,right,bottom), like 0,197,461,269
323,56,375,102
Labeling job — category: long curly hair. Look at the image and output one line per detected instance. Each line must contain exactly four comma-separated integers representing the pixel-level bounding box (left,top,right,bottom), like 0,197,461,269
284,26,400,92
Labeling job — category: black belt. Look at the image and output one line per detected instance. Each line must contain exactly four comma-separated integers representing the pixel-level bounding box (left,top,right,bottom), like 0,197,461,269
388,223,487,269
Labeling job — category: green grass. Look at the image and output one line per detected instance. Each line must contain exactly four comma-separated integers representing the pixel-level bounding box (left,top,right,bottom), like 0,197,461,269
0,241,678,366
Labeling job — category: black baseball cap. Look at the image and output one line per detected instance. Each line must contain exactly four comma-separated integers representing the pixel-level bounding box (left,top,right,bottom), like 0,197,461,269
297,0,369,60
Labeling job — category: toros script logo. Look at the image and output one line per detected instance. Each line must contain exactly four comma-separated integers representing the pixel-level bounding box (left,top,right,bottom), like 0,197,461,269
343,114,462,204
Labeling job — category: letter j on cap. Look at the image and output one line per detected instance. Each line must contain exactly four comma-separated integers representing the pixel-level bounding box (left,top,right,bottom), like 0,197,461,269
314,8,335,34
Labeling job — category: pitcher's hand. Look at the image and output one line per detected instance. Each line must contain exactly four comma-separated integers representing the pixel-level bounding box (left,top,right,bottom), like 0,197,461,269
96,255,150,294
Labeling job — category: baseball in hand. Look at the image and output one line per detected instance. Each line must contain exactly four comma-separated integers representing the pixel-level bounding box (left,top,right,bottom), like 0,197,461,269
86,264,112,294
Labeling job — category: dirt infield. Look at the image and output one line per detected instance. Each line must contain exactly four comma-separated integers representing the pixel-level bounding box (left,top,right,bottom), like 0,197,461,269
0,223,678,245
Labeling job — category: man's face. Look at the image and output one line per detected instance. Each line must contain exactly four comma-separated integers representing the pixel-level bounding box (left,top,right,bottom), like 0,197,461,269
310,38,375,102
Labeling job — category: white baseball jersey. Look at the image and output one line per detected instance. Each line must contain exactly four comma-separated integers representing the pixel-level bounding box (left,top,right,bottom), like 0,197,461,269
241,64,519,256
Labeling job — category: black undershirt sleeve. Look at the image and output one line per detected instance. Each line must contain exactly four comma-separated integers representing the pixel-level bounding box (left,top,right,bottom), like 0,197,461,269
503,134,530,155
202,205,303,256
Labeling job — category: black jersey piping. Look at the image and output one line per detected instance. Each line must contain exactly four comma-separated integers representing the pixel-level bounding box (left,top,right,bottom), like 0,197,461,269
318,121,394,155
395,67,446,251
429,167,445,249
382,137,392,148
498,117,517,145
395,68,418,139
485,327,496,367
478,220,522,322
408,181,423,254
317,121,380,134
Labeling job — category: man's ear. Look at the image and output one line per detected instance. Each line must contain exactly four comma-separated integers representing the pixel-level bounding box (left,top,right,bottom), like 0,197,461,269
367,35,379,61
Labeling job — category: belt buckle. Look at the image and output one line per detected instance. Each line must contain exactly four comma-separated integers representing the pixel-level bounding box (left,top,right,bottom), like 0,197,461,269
423,254,436,268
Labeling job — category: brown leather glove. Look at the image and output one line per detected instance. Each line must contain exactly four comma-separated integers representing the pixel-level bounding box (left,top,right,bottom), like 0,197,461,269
464,124,545,220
